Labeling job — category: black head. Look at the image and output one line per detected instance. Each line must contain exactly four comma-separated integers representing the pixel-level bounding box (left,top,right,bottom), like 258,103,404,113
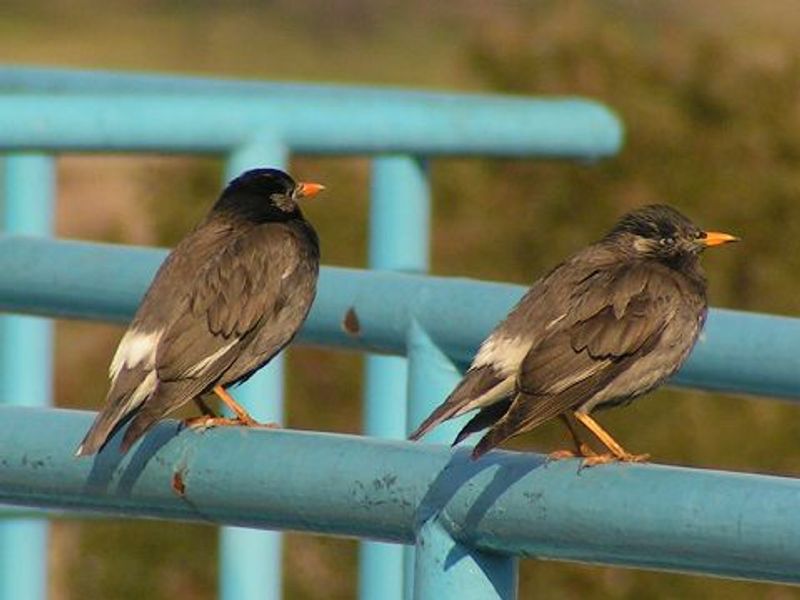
212,168,324,223
606,204,738,266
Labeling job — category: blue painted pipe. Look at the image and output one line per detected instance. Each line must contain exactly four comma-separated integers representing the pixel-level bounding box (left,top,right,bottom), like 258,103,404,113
2,405,800,585
218,143,288,600
413,518,518,600
0,155,54,600
0,236,798,401
0,65,613,108
406,321,466,445
406,322,517,599
0,94,622,158
361,157,430,600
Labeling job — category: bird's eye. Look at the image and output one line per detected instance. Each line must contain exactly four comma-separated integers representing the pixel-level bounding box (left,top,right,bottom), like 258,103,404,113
695,230,707,239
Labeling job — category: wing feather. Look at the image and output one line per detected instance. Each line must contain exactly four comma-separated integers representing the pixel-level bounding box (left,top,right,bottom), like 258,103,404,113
157,225,302,382
473,263,677,458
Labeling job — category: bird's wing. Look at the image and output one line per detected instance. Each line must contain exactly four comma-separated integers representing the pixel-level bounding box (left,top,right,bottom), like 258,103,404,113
75,224,310,456
119,224,317,451
155,224,306,384
472,263,677,458
408,254,602,442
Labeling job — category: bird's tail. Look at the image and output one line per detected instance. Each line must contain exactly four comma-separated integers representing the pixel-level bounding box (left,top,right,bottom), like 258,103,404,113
451,398,512,446
409,365,507,442
118,408,167,454
74,402,137,457
408,401,463,441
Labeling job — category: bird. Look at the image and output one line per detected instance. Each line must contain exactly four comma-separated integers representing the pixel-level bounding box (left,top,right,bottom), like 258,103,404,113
409,204,738,465
75,168,324,457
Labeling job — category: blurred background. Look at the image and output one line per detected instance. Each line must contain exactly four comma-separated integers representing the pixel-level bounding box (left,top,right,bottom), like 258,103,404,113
4,0,800,598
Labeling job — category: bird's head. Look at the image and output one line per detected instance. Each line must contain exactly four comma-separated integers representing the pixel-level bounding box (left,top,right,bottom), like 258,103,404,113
607,204,738,266
214,168,324,222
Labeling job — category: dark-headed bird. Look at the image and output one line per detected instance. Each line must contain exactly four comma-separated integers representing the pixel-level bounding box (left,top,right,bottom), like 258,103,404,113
409,205,737,465
76,168,323,457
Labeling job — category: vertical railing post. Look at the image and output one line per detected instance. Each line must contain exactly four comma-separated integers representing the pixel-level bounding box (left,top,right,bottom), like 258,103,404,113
413,518,518,600
220,139,288,600
406,320,466,446
0,153,55,600
360,156,430,600
406,321,518,599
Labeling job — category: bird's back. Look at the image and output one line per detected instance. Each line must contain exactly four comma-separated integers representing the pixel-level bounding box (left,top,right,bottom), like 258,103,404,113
77,217,319,455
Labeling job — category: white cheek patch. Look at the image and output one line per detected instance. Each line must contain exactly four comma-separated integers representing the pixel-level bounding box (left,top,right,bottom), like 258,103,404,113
633,237,654,253
472,336,531,376
109,329,164,381
183,338,239,377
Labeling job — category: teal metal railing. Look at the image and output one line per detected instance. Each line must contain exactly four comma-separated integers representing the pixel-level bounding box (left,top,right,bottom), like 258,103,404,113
0,67,619,600
7,67,797,599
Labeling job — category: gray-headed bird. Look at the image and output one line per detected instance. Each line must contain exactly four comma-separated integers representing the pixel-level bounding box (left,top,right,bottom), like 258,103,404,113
410,205,737,465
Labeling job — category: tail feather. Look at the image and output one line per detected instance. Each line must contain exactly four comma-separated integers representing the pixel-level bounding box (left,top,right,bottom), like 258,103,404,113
452,398,512,446
119,378,207,453
408,402,463,441
74,404,137,457
408,365,505,441
472,422,519,460
470,387,585,460
119,411,162,454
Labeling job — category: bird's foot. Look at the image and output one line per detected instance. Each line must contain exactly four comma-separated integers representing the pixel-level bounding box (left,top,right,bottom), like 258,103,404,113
235,413,260,427
548,443,598,462
182,416,243,431
579,453,617,468
618,451,650,463
580,451,650,468
547,449,579,461
182,415,280,430
249,420,281,429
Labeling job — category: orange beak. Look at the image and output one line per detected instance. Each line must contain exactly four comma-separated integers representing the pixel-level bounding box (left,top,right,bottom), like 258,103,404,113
702,231,739,247
296,182,325,199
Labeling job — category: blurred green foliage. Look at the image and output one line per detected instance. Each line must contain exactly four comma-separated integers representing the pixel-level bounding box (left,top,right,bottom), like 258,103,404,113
8,0,800,598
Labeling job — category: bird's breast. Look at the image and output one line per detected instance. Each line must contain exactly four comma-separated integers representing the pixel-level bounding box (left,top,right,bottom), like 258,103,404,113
580,306,704,413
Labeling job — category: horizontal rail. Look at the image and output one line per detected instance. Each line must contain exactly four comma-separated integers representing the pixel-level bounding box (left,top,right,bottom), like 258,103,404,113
0,235,798,400
1,405,800,584
0,65,605,104
0,93,621,157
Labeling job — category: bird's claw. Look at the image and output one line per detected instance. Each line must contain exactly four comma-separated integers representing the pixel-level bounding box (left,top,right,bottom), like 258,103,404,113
620,452,650,463
547,449,579,461
548,443,599,463
182,416,280,431
579,453,616,468
182,415,239,431
579,451,650,469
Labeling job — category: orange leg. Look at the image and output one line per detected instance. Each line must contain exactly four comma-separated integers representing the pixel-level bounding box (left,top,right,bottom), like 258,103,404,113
213,385,260,426
183,386,280,430
548,414,599,460
573,412,649,466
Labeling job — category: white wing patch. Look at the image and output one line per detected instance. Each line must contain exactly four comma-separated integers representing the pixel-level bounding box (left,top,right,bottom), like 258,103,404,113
545,313,567,330
183,338,239,377
472,335,531,376
454,375,516,417
126,370,158,411
109,329,164,381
